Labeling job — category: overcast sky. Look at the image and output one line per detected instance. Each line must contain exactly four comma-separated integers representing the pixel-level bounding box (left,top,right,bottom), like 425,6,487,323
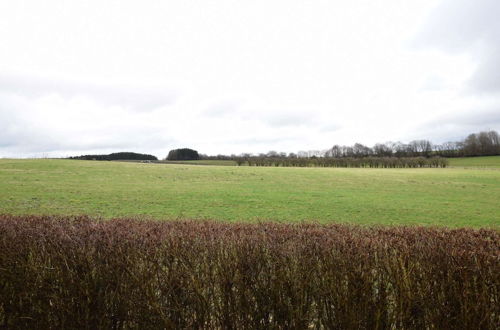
1,0,499,158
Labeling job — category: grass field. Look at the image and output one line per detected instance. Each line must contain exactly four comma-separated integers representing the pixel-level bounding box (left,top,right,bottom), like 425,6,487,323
448,155,500,168
1,159,499,227
159,159,237,166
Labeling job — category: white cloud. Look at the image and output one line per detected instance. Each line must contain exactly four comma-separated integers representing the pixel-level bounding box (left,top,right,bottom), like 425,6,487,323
0,73,179,111
0,0,498,157
0,88,178,157
413,0,500,94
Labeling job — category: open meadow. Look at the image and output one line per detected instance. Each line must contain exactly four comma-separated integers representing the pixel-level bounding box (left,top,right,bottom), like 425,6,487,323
1,158,499,227
448,155,500,168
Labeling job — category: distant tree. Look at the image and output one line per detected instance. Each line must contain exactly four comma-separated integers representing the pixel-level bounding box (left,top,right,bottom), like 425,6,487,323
408,141,419,157
408,140,432,157
297,151,308,158
308,150,323,158
352,143,372,158
166,148,200,161
373,143,392,157
343,146,354,158
463,134,479,156
489,131,500,154
266,150,279,158
69,152,157,161
476,131,500,155
387,142,406,157
108,152,158,161
327,145,343,158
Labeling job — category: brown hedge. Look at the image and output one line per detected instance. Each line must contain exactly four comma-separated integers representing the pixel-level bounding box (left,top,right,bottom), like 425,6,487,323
0,215,498,329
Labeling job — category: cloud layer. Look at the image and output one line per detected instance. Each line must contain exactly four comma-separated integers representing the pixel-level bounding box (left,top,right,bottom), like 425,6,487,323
0,73,178,111
414,0,500,94
0,0,499,157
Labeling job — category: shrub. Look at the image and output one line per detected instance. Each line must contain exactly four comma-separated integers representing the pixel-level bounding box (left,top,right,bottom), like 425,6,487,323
0,215,498,328
69,152,158,161
241,156,449,168
166,148,200,161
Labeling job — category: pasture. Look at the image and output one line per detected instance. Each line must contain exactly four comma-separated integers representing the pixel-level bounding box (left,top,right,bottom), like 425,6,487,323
448,155,500,168
0,159,498,227
159,159,237,166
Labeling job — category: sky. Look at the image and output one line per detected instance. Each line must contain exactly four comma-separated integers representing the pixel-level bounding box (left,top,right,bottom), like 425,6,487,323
1,0,499,158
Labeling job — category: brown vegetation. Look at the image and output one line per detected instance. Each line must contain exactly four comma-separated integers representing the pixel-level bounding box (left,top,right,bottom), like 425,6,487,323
0,215,498,329
243,156,448,168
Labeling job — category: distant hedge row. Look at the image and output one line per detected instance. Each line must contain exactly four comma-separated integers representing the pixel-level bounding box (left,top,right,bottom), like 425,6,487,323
69,152,158,161
241,156,449,168
1,215,498,329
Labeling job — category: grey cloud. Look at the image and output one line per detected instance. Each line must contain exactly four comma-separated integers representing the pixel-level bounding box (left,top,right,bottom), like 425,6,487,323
0,122,176,157
443,109,500,127
265,112,316,128
468,56,500,94
0,73,179,110
414,0,498,52
0,122,177,157
230,136,302,146
419,75,447,92
319,123,342,133
0,92,177,157
414,0,500,94
202,100,317,129
413,106,500,143
203,99,243,117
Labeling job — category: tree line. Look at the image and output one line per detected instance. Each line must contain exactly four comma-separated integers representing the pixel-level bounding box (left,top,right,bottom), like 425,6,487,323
241,156,448,168
69,152,158,161
201,129,500,161
324,130,500,158
67,129,498,165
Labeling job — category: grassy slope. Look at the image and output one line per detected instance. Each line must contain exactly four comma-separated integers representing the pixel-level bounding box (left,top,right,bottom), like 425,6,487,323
0,159,499,227
448,155,500,168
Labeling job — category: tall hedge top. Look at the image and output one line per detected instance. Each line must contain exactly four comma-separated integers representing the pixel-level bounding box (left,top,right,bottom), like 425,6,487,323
167,148,200,161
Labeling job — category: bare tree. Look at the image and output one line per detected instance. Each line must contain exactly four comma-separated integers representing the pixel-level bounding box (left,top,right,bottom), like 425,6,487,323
373,143,393,157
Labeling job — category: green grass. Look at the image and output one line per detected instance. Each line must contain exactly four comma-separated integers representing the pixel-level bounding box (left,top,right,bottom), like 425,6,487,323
448,155,500,168
160,160,237,166
1,159,499,227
